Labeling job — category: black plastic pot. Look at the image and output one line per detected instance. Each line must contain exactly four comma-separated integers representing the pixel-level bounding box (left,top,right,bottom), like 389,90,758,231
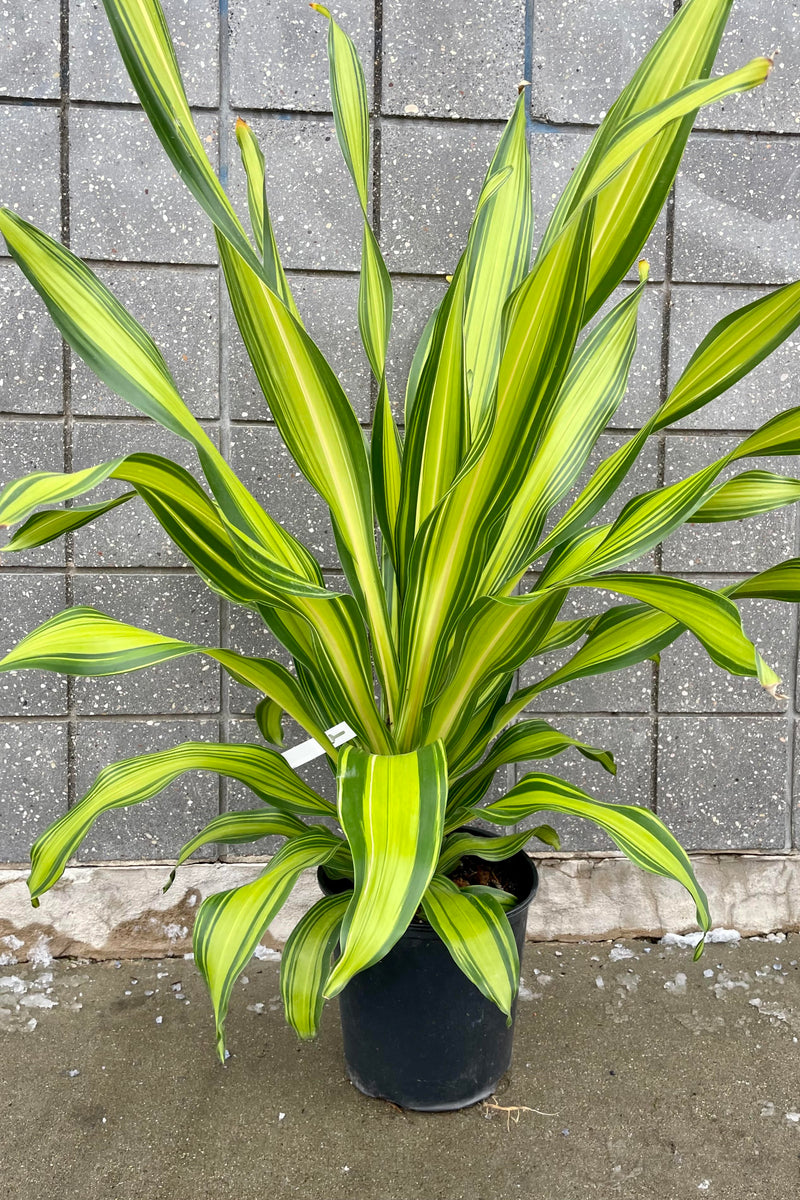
318,831,538,1111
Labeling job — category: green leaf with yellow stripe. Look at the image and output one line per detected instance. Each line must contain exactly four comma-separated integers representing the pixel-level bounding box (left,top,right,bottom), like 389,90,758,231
462,90,533,436
420,875,519,1017
660,278,800,427
234,116,301,318
0,208,318,583
194,827,345,1060
539,0,759,319
690,470,800,523
2,492,135,551
571,574,780,692
482,262,650,594
0,606,338,752
478,773,711,956
280,890,352,1039
215,232,400,723
445,719,616,830
539,273,800,561
164,809,311,891
25,741,332,906
436,830,542,876
0,453,279,607
312,5,402,570
323,741,448,997
396,198,596,746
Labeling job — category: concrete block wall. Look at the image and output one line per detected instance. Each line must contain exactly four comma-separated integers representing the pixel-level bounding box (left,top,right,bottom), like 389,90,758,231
1,0,800,878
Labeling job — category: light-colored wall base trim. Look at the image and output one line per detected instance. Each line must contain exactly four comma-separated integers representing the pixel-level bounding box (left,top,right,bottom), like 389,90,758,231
2,853,799,964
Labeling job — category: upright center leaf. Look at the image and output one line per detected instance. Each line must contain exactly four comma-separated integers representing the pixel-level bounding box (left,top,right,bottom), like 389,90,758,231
323,741,448,997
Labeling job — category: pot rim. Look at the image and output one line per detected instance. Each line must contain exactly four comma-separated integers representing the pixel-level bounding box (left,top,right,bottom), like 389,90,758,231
317,824,538,930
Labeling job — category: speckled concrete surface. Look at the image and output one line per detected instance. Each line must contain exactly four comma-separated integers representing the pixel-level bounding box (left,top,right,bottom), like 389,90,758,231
2,936,799,1199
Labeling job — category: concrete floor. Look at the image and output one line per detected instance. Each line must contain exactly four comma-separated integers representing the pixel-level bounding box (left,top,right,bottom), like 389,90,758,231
2,936,800,1200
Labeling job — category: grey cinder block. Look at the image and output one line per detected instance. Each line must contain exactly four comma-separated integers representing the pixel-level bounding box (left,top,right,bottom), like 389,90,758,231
0,574,68,717
380,119,508,274
0,259,63,414
71,573,220,715
71,265,220,418
69,109,219,265
69,0,219,107
225,115,362,272
228,0,374,112
658,715,788,850
382,0,525,120
0,106,62,246
530,0,671,125
696,0,800,134
0,1,61,99
674,136,800,285
0,721,67,863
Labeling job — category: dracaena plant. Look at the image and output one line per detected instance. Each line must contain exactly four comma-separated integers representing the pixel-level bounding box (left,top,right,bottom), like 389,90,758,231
1,0,798,1061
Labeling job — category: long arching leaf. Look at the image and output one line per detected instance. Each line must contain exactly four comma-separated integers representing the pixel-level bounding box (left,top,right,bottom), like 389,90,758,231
0,606,338,752
0,208,317,582
2,492,135,550
479,773,711,955
446,718,616,828
25,742,332,905
164,809,313,891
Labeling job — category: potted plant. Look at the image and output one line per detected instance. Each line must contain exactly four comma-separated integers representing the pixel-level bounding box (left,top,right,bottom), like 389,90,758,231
1,0,798,1110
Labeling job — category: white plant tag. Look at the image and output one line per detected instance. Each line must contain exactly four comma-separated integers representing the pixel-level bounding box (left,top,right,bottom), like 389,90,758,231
281,721,357,769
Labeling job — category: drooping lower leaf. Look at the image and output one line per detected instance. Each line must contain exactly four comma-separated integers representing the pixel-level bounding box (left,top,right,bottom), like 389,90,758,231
420,875,520,1017
194,828,344,1061
0,606,336,754
437,830,541,876
0,208,317,581
445,718,616,829
26,741,333,905
2,492,135,551
280,890,352,1039
478,773,711,956
164,809,313,891
573,574,780,692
